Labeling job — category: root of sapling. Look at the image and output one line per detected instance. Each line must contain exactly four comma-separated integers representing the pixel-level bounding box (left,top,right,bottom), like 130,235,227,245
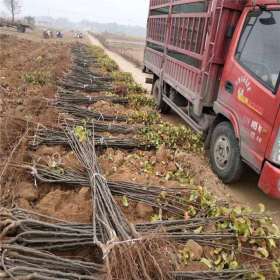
108,237,175,280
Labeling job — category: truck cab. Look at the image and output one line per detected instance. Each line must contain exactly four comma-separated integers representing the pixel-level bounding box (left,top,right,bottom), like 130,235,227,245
144,0,280,198
215,2,280,197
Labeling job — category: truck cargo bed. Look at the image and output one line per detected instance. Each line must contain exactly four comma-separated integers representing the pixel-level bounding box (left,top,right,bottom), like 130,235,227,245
144,0,243,119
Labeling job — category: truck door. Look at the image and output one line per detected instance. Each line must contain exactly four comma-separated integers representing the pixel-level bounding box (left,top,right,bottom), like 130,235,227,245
217,8,280,172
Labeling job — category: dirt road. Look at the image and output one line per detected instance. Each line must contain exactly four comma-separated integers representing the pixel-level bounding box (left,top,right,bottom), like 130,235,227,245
88,34,280,223
88,35,152,91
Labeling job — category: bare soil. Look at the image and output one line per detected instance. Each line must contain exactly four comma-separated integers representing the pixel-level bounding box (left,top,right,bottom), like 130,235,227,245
0,33,72,214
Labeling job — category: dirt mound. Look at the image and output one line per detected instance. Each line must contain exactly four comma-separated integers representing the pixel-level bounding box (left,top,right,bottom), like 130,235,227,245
35,187,92,223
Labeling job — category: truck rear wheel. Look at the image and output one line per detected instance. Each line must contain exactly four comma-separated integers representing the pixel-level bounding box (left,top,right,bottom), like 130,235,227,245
210,122,243,184
152,79,170,114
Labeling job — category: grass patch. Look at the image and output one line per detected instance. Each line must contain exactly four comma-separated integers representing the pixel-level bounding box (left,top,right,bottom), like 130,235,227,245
112,71,145,94
23,71,52,86
129,111,161,125
89,46,145,93
140,122,203,153
99,56,118,72
88,46,119,72
128,94,155,108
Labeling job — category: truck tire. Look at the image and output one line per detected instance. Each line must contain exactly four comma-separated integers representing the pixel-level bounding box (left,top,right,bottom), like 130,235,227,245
210,122,243,184
152,79,170,114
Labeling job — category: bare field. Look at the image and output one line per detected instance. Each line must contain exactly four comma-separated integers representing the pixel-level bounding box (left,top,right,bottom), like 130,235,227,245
94,32,145,68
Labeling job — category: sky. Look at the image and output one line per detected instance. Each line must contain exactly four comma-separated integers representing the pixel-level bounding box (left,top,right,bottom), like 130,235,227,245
0,0,150,27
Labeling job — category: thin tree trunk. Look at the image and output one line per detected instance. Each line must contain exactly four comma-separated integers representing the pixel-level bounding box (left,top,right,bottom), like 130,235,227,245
12,0,15,23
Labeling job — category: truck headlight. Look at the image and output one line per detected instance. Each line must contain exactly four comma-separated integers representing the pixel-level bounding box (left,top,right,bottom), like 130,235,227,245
271,129,280,165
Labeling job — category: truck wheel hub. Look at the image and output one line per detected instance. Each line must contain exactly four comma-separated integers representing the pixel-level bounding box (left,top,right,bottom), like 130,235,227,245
214,136,231,170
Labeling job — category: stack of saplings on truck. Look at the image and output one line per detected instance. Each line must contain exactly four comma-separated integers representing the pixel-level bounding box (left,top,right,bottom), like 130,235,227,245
144,0,280,198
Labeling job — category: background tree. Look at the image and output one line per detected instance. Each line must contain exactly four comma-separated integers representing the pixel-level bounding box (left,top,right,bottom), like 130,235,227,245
24,16,35,26
3,0,21,23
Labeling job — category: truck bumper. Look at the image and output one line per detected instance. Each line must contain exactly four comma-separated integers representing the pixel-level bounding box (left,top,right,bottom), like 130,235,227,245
258,161,280,199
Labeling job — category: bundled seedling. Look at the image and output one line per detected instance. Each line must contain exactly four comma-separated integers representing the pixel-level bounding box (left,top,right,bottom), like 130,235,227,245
15,163,194,216
172,269,273,280
57,91,129,106
56,102,128,122
2,206,279,280
70,64,112,82
59,44,113,92
16,155,280,262
64,118,136,134
59,76,112,92
66,127,137,243
30,125,152,150
0,244,106,280
0,208,102,252
64,127,173,279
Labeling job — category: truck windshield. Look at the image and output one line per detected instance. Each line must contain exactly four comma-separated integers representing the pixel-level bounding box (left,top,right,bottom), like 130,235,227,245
236,10,280,91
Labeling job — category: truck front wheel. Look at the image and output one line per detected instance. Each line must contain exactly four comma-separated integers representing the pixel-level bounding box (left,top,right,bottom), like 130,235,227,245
210,122,243,184
152,79,170,114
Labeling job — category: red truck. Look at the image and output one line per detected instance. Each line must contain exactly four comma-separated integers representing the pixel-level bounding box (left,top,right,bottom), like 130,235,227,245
144,0,280,198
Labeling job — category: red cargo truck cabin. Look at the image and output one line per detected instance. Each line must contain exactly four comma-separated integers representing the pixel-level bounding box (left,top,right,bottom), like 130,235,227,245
144,0,280,198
